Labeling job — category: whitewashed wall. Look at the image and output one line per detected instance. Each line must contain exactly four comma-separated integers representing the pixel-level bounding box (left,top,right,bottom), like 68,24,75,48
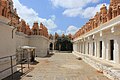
29,35,49,57
0,20,16,79
15,32,29,49
15,34,49,57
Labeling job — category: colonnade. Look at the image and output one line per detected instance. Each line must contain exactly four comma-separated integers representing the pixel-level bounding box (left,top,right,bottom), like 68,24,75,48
73,18,120,64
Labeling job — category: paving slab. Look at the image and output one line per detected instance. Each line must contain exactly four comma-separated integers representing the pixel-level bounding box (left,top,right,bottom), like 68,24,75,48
21,53,110,80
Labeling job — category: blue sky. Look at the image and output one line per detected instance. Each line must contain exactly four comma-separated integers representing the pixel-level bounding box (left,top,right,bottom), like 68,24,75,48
13,0,110,35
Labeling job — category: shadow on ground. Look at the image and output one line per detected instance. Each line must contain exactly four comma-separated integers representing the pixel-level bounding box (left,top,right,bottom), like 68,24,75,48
45,53,54,57
2,67,34,80
30,60,39,65
2,71,23,80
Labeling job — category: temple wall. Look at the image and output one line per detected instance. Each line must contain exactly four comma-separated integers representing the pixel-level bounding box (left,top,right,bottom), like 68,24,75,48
15,34,49,57
0,21,16,80
15,32,29,49
0,0,49,79
29,35,49,57
0,22,49,79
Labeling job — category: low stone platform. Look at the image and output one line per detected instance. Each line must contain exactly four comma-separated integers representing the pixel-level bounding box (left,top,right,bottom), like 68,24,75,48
73,51,120,80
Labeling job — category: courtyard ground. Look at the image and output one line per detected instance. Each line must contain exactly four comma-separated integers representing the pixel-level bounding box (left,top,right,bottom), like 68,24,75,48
20,52,110,80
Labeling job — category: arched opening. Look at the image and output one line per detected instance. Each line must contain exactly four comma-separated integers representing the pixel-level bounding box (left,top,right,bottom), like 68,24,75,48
2,8,5,16
50,43,53,50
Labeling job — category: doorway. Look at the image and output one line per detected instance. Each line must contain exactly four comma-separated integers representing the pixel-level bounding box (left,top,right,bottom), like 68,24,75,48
93,42,95,56
100,41,102,58
88,43,89,54
50,43,53,50
110,40,114,60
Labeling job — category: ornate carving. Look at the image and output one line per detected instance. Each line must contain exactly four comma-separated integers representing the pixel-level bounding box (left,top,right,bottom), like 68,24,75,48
73,0,120,39
0,0,20,26
100,4,107,23
107,6,112,20
117,4,120,15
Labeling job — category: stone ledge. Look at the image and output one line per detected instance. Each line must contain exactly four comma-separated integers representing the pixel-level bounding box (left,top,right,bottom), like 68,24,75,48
73,51,120,80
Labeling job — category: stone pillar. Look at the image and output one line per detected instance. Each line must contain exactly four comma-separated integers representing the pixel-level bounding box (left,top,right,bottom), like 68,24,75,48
74,43,76,52
85,42,88,55
87,41,90,55
73,43,75,51
95,40,97,57
82,42,84,53
81,42,82,53
82,42,83,53
96,40,100,58
83,41,85,54
78,42,80,52
114,37,120,63
75,43,77,52
77,42,79,52
106,39,110,60
83,41,86,54
53,42,54,50
73,43,76,52
102,39,106,59
79,42,81,53
89,41,93,56
91,41,94,56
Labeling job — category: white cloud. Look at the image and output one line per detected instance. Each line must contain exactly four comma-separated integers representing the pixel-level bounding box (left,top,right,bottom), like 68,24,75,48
51,0,99,9
13,0,57,30
66,25,78,35
63,8,83,17
82,3,109,18
50,15,56,21
55,25,78,35
55,30,65,35
50,0,109,19
63,3,109,18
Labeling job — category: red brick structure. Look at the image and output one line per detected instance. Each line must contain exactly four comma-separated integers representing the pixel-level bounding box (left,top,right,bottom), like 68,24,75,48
68,34,73,40
55,32,59,40
73,0,120,39
31,22,49,38
49,34,53,40
0,0,49,38
0,0,20,26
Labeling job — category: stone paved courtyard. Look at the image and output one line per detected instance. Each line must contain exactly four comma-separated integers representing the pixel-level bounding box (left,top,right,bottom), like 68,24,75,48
21,53,110,80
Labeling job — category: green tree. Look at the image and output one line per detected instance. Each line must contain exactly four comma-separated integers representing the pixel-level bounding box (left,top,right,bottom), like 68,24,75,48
55,36,73,51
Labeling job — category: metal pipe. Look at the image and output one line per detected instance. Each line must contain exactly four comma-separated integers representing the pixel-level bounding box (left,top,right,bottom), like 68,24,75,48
12,27,17,39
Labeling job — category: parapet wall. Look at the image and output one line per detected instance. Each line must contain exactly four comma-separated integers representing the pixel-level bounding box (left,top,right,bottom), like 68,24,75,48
15,32,29,49
29,35,49,57
15,32,49,57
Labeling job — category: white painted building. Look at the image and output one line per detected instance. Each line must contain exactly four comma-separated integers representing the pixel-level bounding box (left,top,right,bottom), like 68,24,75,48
73,15,120,80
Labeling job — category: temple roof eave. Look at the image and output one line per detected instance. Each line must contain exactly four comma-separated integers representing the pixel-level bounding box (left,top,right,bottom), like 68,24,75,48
73,15,120,42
